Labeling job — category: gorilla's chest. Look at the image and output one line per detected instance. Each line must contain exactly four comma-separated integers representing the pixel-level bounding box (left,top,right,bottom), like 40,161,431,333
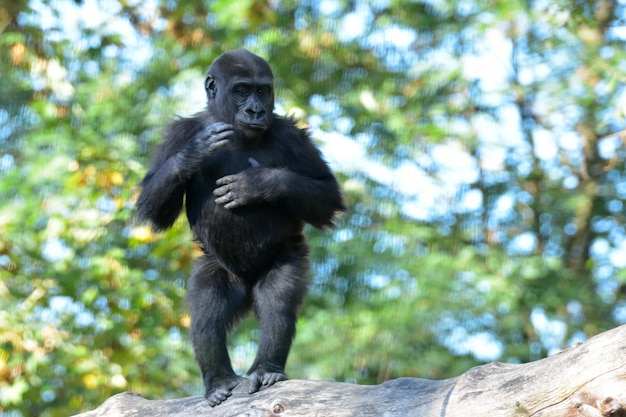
186,146,299,268
200,147,285,185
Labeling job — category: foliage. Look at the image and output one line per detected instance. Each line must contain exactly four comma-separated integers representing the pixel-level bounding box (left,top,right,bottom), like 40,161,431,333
1,0,625,415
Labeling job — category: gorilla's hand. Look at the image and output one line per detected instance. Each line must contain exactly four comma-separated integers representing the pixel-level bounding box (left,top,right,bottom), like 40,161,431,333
177,122,233,177
213,166,288,210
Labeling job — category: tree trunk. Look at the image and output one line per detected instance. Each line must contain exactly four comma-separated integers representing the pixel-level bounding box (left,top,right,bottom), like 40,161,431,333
73,324,626,417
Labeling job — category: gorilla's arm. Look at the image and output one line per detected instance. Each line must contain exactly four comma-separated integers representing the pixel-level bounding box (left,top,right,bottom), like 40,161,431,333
280,168,345,229
137,119,233,230
137,155,186,231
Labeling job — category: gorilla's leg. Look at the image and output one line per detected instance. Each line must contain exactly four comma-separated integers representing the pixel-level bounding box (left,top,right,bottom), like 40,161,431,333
247,238,309,394
187,254,249,406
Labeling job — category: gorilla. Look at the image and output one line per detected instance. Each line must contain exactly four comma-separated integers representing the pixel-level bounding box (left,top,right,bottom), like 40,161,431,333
136,49,345,406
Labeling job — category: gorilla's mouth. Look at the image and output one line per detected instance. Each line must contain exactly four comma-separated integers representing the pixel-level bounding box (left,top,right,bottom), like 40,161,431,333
242,123,266,131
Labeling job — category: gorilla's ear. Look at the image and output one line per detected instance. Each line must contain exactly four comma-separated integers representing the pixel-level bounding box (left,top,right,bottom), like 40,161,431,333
205,75,217,98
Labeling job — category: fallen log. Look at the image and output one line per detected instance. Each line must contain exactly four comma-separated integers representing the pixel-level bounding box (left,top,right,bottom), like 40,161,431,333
74,324,626,417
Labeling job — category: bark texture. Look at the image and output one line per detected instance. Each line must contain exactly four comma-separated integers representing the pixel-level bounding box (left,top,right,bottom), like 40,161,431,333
73,324,626,417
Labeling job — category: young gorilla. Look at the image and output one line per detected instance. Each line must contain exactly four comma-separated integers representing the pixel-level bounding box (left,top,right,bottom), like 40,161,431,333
136,49,345,406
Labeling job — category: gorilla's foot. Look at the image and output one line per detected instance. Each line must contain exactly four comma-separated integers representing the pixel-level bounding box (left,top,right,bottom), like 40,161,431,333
205,375,245,407
248,368,288,394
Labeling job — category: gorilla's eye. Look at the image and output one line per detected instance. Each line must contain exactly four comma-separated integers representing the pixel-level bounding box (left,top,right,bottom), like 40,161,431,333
234,85,250,97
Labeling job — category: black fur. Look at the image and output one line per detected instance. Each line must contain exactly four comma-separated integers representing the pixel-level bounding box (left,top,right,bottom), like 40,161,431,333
136,49,344,406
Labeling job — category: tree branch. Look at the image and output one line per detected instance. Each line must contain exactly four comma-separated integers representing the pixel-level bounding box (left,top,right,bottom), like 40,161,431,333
73,324,626,417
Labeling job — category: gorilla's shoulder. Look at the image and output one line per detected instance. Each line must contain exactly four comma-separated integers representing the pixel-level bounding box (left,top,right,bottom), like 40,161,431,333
165,113,208,139
172,112,207,128
269,115,310,141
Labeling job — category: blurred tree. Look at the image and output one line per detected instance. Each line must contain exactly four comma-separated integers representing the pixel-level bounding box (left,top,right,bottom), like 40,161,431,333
1,0,625,416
